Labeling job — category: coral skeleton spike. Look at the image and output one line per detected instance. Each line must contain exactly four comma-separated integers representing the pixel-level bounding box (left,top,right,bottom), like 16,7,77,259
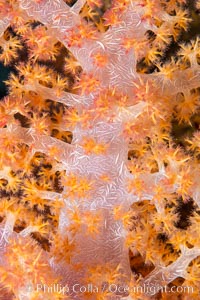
0,0,200,299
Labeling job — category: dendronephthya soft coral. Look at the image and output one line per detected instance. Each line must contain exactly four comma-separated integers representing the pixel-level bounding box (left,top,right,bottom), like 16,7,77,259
1,0,200,299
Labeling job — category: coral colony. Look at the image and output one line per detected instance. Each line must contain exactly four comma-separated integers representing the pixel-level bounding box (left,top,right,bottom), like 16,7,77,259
1,0,200,299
